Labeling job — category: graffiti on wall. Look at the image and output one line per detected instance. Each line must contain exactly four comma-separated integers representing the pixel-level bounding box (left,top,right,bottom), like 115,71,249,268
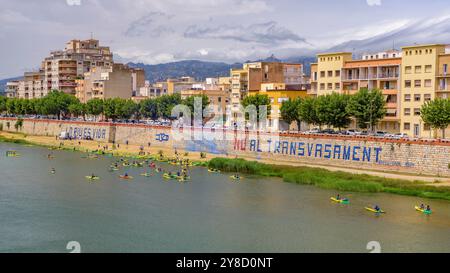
156,133,170,142
237,138,384,163
67,127,107,140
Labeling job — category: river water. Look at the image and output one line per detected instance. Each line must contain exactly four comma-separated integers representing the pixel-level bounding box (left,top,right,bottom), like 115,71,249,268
0,143,449,253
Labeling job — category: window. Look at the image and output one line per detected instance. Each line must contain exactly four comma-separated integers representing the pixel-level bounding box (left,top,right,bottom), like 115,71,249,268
335,70,341,77
405,80,411,88
404,108,411,116
327,83,333,90
404,123,411,130
414,108,421,116
320,83,325,90
404,94,411,102
414,80,421,88
424,94,431,101
405,66,412,74
328,71,333,77
425,65,432,73
335,83,341,90
424,79,432,87
415,66,422,73
414,94,421,102
424,124,431,131
320,71,325,78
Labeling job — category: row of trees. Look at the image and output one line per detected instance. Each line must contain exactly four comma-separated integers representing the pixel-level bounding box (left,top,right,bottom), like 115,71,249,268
280,88,387,131
0,91,209,121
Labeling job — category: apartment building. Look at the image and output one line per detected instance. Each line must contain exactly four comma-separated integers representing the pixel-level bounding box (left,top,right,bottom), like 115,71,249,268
17,71,45,99
180,89,230,113
166,77,199,94
42,39,113,95
316,52,352,96
400,44,446,138
341,57,402,132
5,81,19,98
76,64,145,102
230,62,304,118
310,45,450,138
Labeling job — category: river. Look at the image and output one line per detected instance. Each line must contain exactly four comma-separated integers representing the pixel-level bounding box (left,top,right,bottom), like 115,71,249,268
0,143,449,253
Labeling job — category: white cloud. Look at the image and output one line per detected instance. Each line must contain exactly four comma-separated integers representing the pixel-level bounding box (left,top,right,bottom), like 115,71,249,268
366,0,381,6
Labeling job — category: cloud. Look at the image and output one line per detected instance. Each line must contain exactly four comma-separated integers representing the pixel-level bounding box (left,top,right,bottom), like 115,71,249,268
124,12,173,37
184,21,307,44
366,0,381,6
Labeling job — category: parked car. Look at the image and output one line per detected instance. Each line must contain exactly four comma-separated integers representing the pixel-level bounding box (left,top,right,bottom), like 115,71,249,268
304,128,320,134
374,131,388,137
391,133,409,139
320,129,336,135
346,129,362,136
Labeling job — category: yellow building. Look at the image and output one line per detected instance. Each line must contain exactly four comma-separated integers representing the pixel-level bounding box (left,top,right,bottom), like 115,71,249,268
316,52,352,96
400,44,446,138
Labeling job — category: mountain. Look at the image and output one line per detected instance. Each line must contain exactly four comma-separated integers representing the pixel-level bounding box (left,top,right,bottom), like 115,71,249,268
328,16,450,56
0,76,22,94
127,60,243,82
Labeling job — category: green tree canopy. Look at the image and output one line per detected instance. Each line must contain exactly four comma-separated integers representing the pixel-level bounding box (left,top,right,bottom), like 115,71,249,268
241,94,272,121
347,88,386,130
280,97,302,131
421,98,450,138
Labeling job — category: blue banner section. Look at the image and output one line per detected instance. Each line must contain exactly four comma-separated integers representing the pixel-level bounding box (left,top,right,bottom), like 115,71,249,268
249,139,383,163
67,127,107,140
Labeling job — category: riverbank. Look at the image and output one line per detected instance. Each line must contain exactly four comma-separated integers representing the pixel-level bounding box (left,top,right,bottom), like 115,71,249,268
208,158,450,201
2,131,450,201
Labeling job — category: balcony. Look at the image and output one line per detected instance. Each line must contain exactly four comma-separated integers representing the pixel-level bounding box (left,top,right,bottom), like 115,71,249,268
378,73,399,79
436,73,450,78
385,102,398,109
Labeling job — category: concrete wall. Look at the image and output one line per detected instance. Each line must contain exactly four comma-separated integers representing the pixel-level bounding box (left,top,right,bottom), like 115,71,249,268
1,117,450,177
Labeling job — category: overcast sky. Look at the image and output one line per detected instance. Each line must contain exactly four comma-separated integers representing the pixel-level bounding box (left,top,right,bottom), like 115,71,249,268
2,0,450,78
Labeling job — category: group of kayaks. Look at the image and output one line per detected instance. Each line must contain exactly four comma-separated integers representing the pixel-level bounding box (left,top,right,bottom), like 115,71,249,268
208,169,242,181
331,195,432,215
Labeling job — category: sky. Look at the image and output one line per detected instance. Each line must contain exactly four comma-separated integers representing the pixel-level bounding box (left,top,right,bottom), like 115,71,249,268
2,0,450,78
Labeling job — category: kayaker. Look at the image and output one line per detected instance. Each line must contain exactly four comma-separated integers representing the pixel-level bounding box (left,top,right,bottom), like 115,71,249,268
51,168,56,174
420,204,425,210
124,173,129,178
336,194,341,201
374,205,380,212
91,173,96,179
426,205,431,211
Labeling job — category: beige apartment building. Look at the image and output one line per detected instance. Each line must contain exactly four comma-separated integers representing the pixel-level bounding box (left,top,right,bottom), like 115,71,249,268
310,44,450,138
5,81,19,98
17,71,45,99
230,62,304,118
76,64,145,102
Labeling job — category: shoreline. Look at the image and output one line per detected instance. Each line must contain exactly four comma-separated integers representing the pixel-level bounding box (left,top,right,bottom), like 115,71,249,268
1,131,450,201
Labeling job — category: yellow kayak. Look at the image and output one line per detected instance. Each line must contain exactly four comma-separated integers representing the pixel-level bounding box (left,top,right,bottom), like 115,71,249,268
140,173,152,177
415,206,432,215
85,176,100,181
230,175,241,180
330,197,349,204
208,169,221,173
365,207,385,214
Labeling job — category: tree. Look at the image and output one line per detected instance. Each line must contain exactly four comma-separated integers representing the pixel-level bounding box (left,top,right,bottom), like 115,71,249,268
118,99,138,120
140,99,159,120
347,88,386,131
103,98,121,121
316,93,352,130
0,96,8,113
85,98,104,117
421,98,450,138
298,97,321,128
42,90,79,119
182,95,210,120
68,101,85,118
280,97,302,131
156,94,182,119
241,94,272,120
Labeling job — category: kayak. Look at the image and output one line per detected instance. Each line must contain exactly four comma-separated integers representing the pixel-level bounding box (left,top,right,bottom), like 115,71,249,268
119,175,133,180
415,206,432,215
140,173,152,177
208,169,221,173
122,163,131,167
230,175,241,180
109,167,119,171
365,207,385,214
163,173,180,180
85,176,100,181
330,197,350,204
178,177,190,182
